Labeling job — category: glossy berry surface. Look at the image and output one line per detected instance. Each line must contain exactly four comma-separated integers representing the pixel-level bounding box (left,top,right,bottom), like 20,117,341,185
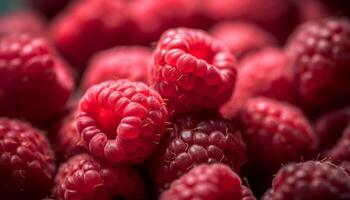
160,164,256,200
151,27,237,115
0,118,56,199
150,115,246,189
76,80,168,164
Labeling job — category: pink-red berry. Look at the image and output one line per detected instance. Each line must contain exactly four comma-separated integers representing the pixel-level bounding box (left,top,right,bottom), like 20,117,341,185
76,80,168,164
160,164,256,200
0,118,56,199
150,114,246,189
151,27,237,115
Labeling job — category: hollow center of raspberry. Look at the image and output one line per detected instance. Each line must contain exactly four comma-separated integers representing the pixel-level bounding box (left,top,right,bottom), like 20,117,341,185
95,107,120,139
189,47,214,64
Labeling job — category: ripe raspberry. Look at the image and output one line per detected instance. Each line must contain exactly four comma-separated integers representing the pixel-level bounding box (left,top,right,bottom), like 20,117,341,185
262,161,350,200
160,164,256,200
82,46,152,91
315,107,350,151
210,22,278,59
238,97,318,171
220,48,298,119
151,28,237,115
339,161,350,175
53,154,146,200
53,109,86,161
0,118,56,199
204,0,298,41
286,18,350,110
22,0,70,17
0,33,74,125
0,11,45,37
76,80,168,164
294,0,329,23
327,125,350,163
51,0,133,68
150,115,246,189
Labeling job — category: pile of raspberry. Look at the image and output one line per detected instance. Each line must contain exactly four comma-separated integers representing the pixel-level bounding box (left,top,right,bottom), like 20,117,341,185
1,0,350,199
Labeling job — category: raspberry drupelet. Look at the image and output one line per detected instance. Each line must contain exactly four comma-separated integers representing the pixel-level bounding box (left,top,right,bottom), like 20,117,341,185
238,97,318,172
82,46,152,91
160,164,256,200
0,118,56,200
53,154,146,200
262,161,350,200
0,33,74,125
76,80,168,164
151,27,237,115
150,114,246,189
287,18,350,110
327,125,350,163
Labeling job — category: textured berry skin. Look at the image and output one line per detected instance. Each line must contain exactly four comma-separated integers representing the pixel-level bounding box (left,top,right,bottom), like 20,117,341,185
54,109,86,161
23,0,70,17
327,125,350,163
0,11,45,37
160,164,256,200
76,80,168,164
150,115,246,189
239,97,318,171
262,161,350,200
53,154,145,200
204,0,298,41
210,22,278,59
51,0,132,68
315,107,350,151
0,33,74,124
151,28,237,115
0,118,56,199
287,18,350,110
82,46,152,91
220,48,298,119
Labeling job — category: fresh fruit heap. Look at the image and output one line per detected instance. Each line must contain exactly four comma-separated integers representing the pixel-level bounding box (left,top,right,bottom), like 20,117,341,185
0,0,350,199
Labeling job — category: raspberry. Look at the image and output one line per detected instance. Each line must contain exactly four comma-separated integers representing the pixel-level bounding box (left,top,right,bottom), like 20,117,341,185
53,109,86,161
286,18,350,110
294,0,329,23
262,161,350,200
0,11,45,37
220,48,298,119
0,33,74,125
210,22,278,59
238,97,318,172
327,125,350,163
315,107,350,151
151,28,237,115
0,118,56,199
53,154,146,200
82,46,152,91
76,80,168,164
51,0,133,68
150,115,246,189
160,164,256,200
22,0,70,17
204,0,298,41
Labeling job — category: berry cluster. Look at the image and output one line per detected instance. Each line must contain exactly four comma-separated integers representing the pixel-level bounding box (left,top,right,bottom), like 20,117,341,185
0,0,350,199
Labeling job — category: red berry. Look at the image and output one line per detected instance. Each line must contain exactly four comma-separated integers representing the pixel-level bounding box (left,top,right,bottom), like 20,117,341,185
150,115,246,189
315,107,350,151
238,97,318,171
0,118,55,199
82,46,152,91
220,48,298,119
160,164,256,200
262,161,350,200
0,11,45,37
76,80,168,164
151,27,237,115
51,0,133,68
210,22,278,59
53,154,146,200
0,33,74,125
287,18,350,110
294,0,329,23
327,125,350,163
54,109,86,161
